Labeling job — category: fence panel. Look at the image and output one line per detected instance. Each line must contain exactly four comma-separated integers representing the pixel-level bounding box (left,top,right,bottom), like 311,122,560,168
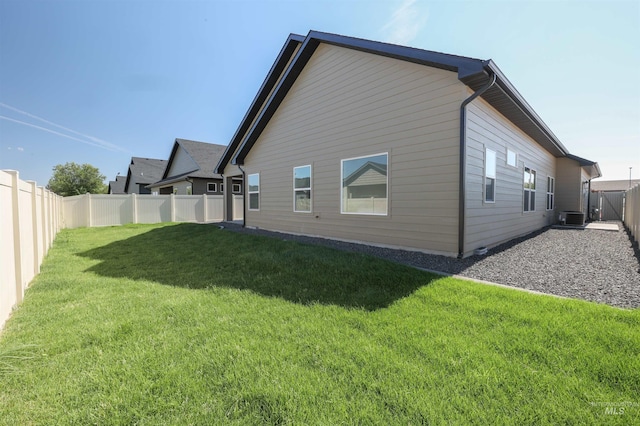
174,196,200,222
625,184,640,244
90,194,134,226
206,195,224,222
63,195,88,228
233,195,244,220
17,179,36,290
1,170,62,331
137,195,172,223
0,172,18,331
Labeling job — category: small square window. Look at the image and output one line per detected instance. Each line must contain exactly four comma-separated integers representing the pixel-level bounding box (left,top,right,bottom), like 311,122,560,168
507,149,517,167
207,183,217,192
232,183,241,193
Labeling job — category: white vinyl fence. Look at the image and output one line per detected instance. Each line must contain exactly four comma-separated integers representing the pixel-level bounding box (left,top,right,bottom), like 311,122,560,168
2,169,245,331
1,170,63,331
624,183,640,245
62,193,243,228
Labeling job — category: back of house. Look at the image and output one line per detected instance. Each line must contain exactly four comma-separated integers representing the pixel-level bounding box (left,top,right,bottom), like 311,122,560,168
216,31,600,257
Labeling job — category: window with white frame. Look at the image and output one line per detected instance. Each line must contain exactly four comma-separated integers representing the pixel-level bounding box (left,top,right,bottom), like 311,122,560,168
232,183,241,193
507,149,517,167
293,165,311,212
248,173,260,210
485,148,496,203
546,176,555,211
220,183,224,192
341,153,388,215
207,182,217,192
523,167,536,212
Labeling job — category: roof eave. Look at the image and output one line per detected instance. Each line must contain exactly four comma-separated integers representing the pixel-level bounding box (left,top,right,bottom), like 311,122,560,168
458,61,569,158
566,154,602,179
215,34,305,174
231,31,587,166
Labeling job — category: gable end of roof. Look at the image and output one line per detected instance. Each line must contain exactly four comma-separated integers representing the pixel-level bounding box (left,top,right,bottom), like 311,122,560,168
214,34,305,174
226,30,594,170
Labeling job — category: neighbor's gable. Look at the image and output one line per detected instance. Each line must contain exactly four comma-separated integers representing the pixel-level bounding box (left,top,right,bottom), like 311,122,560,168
166,145,198,178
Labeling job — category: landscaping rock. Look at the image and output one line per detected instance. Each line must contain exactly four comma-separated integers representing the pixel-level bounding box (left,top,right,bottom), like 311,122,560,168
222,222,640,309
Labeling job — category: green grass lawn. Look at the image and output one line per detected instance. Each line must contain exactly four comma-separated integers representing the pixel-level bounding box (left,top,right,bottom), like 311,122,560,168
0,223,638,425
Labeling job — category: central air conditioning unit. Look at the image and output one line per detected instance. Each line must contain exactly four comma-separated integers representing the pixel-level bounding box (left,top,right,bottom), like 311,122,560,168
559,211,585,226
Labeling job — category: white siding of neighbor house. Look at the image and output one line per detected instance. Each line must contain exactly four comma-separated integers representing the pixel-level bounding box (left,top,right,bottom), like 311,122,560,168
173,181,192,195
167,146,198,177
243,43,466,255
464,96,556,255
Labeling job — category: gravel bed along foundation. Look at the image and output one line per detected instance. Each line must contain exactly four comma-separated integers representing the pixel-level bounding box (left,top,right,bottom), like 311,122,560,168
220,222,640,309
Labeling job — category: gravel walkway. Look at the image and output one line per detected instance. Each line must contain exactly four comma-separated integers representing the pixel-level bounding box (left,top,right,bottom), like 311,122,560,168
221,222,640,309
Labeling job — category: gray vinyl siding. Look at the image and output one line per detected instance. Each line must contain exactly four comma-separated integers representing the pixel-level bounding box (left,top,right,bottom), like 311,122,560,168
243,43,465,255
464,96,555,255
194,178,222,195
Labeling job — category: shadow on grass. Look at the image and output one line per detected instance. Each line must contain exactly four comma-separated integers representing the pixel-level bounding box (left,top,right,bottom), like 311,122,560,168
78,223,438,310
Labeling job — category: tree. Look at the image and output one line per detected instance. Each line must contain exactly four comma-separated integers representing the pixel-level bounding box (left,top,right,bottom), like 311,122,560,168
47,162,107,196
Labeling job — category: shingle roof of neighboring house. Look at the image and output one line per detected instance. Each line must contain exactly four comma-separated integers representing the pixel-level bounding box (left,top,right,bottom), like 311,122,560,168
215,30,598,174
591,179,640,192
149,139,227,188
108,175,126,194
123,157,168,193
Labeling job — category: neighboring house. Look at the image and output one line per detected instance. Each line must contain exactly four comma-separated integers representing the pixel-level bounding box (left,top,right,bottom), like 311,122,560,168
123,157,168,194
215,31,601,258
147,139,242,195
591,179,640,192
107,175,126,194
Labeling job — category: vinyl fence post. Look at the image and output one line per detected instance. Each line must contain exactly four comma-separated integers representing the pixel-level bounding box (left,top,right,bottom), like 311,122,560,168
40,186,48,253
28,181,40,275
87,193,92,228
170,193,176,222
8,171,24,304
203,193,207,222
132,193,138,224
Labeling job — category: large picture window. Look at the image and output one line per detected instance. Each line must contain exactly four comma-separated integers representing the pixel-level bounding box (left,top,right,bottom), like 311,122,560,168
523,167,536,212
341,153,388,215
546,176,555,211
485,148,496,203
248,173,260,210
293,165,311,212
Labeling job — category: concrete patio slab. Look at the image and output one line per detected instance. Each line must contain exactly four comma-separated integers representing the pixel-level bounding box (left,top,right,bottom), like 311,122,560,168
551,222,620,231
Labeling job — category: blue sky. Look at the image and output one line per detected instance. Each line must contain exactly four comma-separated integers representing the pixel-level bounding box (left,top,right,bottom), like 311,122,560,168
1,0,638,186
